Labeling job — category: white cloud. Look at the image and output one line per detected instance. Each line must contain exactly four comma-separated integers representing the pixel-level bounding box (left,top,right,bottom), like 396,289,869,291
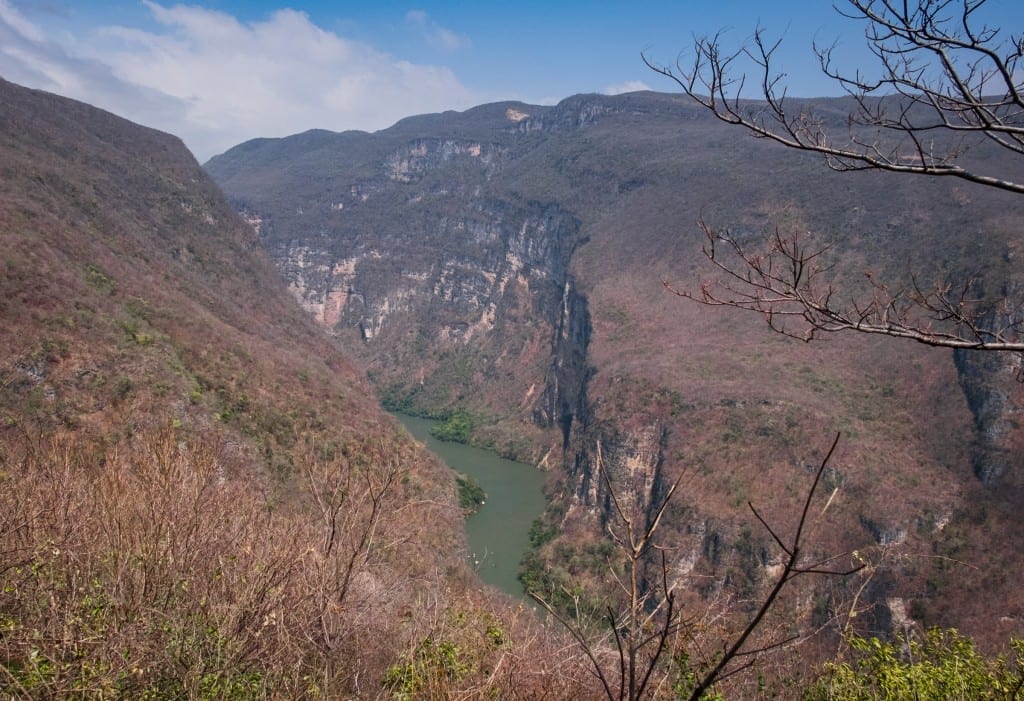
1,0,45,41
0,1,189,133
0,1,479,161
604,80,652,95
405,9,470,52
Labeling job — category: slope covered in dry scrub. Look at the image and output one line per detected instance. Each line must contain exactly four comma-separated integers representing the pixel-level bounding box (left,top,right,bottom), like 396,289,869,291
0,78,595,699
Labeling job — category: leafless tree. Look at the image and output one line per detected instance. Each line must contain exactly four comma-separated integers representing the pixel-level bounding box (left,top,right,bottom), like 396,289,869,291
665,220,1024,353
532,435,862,700
299,443,405,690
646,0,1024,354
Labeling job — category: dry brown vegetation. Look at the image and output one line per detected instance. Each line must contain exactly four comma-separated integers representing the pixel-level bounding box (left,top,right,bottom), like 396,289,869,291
0,77,606,699
3,20,1023,690
0,426,603,698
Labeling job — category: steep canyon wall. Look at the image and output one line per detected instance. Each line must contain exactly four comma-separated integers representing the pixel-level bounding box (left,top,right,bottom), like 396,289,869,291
207,92,1024,645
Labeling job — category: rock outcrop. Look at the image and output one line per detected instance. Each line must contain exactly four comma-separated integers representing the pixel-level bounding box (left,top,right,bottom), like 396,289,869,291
953,282,1024,485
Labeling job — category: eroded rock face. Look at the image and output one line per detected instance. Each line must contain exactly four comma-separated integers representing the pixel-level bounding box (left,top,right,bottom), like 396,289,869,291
569,422,667,522
950,279,1024,485
955,345,1024,485
266,196,586,435
208,97,626,456
534,279,591,446
384,139,507,183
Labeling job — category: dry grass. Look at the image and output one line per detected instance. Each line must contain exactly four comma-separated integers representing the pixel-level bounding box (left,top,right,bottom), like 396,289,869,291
0,426,602,699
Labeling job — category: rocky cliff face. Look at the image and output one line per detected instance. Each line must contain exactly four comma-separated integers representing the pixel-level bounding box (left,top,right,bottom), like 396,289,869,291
264,192,588,455
277,197,579,343
209,99,627,460
953,281,1024,485
534,278,591,446
207,91,1024,646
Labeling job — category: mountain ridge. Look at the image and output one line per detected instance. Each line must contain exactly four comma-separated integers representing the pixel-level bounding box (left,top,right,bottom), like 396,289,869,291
207,88,1024,650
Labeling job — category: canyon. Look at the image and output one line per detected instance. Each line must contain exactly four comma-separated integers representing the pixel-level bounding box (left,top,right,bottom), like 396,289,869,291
3,69,1022,695
207,90,1024,648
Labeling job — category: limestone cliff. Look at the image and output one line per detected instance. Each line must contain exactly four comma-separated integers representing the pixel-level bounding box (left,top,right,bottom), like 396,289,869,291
953,280,1024,485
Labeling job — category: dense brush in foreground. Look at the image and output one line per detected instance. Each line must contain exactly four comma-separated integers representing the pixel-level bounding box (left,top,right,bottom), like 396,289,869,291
0,427,596,698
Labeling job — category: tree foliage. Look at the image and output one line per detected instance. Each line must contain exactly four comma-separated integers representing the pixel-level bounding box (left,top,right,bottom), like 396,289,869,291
807,628,1024,700
429,410,475,443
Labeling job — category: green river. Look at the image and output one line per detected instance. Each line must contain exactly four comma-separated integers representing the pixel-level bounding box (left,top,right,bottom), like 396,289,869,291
395,414,547,598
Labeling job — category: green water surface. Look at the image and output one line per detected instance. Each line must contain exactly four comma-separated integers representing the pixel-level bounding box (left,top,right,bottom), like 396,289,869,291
395,414,547,598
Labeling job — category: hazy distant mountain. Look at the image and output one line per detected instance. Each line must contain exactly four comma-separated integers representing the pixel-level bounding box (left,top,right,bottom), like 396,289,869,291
208,90,1024,649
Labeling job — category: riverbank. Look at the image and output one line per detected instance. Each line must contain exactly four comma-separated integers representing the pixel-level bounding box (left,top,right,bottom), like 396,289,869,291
394,413,547,598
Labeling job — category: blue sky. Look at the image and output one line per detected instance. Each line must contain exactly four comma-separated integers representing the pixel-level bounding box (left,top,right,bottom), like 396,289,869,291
2,1,1022,161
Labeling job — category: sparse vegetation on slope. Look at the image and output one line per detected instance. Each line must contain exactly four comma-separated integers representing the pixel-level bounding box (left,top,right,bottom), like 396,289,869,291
0,426,602,699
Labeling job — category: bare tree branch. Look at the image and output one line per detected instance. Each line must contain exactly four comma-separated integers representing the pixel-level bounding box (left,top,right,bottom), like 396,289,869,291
647,1,1024,358
686,433,864,701
644,0,1024,193
532,434,863,700
664,220,1024,356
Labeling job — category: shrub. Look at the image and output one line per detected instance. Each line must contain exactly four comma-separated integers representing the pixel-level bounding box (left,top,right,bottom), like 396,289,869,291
806,628,1024,700
429,410,474,443
454,473,486,513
